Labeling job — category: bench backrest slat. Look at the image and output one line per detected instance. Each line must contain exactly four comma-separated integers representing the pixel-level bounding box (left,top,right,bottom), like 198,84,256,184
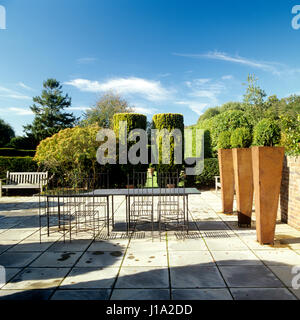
7,172,48,186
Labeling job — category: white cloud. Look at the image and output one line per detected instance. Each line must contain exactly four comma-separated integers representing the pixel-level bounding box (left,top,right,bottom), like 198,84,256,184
133,106,158,115
77,57,97,64
175,101,208,115
0,85,31,100
221,75,234,80
69,106,91,111
174,51,282,74
65,77,171,101
18,82,34,91
7,107,33,115
186,78,224,104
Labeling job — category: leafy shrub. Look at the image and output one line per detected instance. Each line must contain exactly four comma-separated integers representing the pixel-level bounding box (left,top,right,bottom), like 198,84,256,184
280,114,300,155
253,119,281,146
197,110,251,153
152,113,184,172
0,148,36,157
230,127,252,148
34,126,102,182
0,157,37,179
217,131,232,149
195,158,219,187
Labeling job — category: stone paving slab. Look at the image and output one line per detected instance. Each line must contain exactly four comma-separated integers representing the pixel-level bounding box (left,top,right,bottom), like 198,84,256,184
51,289,110,300
230,288,297,300
30,251,82,268
110,288,170,300
253,250,300,266
170,265,226,288
88,239,129,252
115,266,169,289
169,251,214,267
0,289,53,300
123,250,168,267
60,267,119,289
7,240,55,252
167,239,208,251
75,251,124,268
219,265,284,288
47,239,93,252
172,288,233,300
0,252,41,267
2,267,70,290
211,250,263,266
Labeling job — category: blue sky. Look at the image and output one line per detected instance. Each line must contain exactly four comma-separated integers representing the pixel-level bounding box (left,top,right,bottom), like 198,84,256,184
1,0,300,135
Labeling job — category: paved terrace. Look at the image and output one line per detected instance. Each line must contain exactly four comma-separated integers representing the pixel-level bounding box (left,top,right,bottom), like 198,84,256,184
0,191,300,300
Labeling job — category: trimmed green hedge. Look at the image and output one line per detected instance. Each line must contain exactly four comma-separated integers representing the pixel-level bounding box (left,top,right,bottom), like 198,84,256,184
0,156,38,179
0,148,36,157
113,113,147,178
113,113,147,137
152,113,184,172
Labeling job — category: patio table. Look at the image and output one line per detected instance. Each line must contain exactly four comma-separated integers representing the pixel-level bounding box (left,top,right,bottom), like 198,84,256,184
42,188,200,238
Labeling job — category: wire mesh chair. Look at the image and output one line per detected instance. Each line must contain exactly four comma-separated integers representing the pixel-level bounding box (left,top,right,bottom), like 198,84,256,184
72,173,110,238
157,171,187,235
127,171,154,235
40,173,110,242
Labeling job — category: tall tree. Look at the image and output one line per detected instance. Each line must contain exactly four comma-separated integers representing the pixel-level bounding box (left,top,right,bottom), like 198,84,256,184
242,74,267,125
24,79,78,143
0,119,15,147
82,92,133,128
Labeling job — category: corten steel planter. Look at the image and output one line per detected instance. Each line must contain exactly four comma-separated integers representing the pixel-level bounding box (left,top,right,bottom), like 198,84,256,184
218,149,234,214
252,146,285,245
232,148,253,227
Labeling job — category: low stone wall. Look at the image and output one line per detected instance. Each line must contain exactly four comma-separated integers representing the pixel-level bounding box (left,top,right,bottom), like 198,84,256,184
279,156,300,229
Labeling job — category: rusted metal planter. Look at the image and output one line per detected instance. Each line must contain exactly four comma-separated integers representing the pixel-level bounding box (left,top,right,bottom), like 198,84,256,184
232,148,253,227
218,149,234,214
252,146,285,244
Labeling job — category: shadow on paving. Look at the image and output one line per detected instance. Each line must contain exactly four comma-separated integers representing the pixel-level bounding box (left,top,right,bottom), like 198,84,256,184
0,201,58,212
0,238,298,300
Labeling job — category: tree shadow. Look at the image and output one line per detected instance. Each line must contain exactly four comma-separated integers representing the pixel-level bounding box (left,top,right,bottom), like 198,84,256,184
0,238,299,300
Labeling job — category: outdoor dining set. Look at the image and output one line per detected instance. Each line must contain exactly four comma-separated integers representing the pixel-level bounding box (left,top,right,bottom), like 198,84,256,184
38,171,201,242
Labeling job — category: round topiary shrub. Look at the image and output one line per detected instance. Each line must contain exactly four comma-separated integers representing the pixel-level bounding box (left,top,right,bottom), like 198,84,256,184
230,127,252,148
253,119,281,147
217,131,232,149
152,113,184,172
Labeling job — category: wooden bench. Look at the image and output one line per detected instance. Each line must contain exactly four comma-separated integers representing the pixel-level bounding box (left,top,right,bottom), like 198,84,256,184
215,175,221,194
0,171,48,197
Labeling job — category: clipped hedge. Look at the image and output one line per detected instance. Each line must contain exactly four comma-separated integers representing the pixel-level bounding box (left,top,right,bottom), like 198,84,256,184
195,158,219,187
0,156,38,179
230,127,252,148
253,118,281,147
113,113,147,137
0,148,36,157
152,113,184,172
113,113,147,178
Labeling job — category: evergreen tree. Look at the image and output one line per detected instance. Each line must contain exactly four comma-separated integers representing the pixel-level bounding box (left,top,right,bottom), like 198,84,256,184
24,79,78,143
0,119,15,147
